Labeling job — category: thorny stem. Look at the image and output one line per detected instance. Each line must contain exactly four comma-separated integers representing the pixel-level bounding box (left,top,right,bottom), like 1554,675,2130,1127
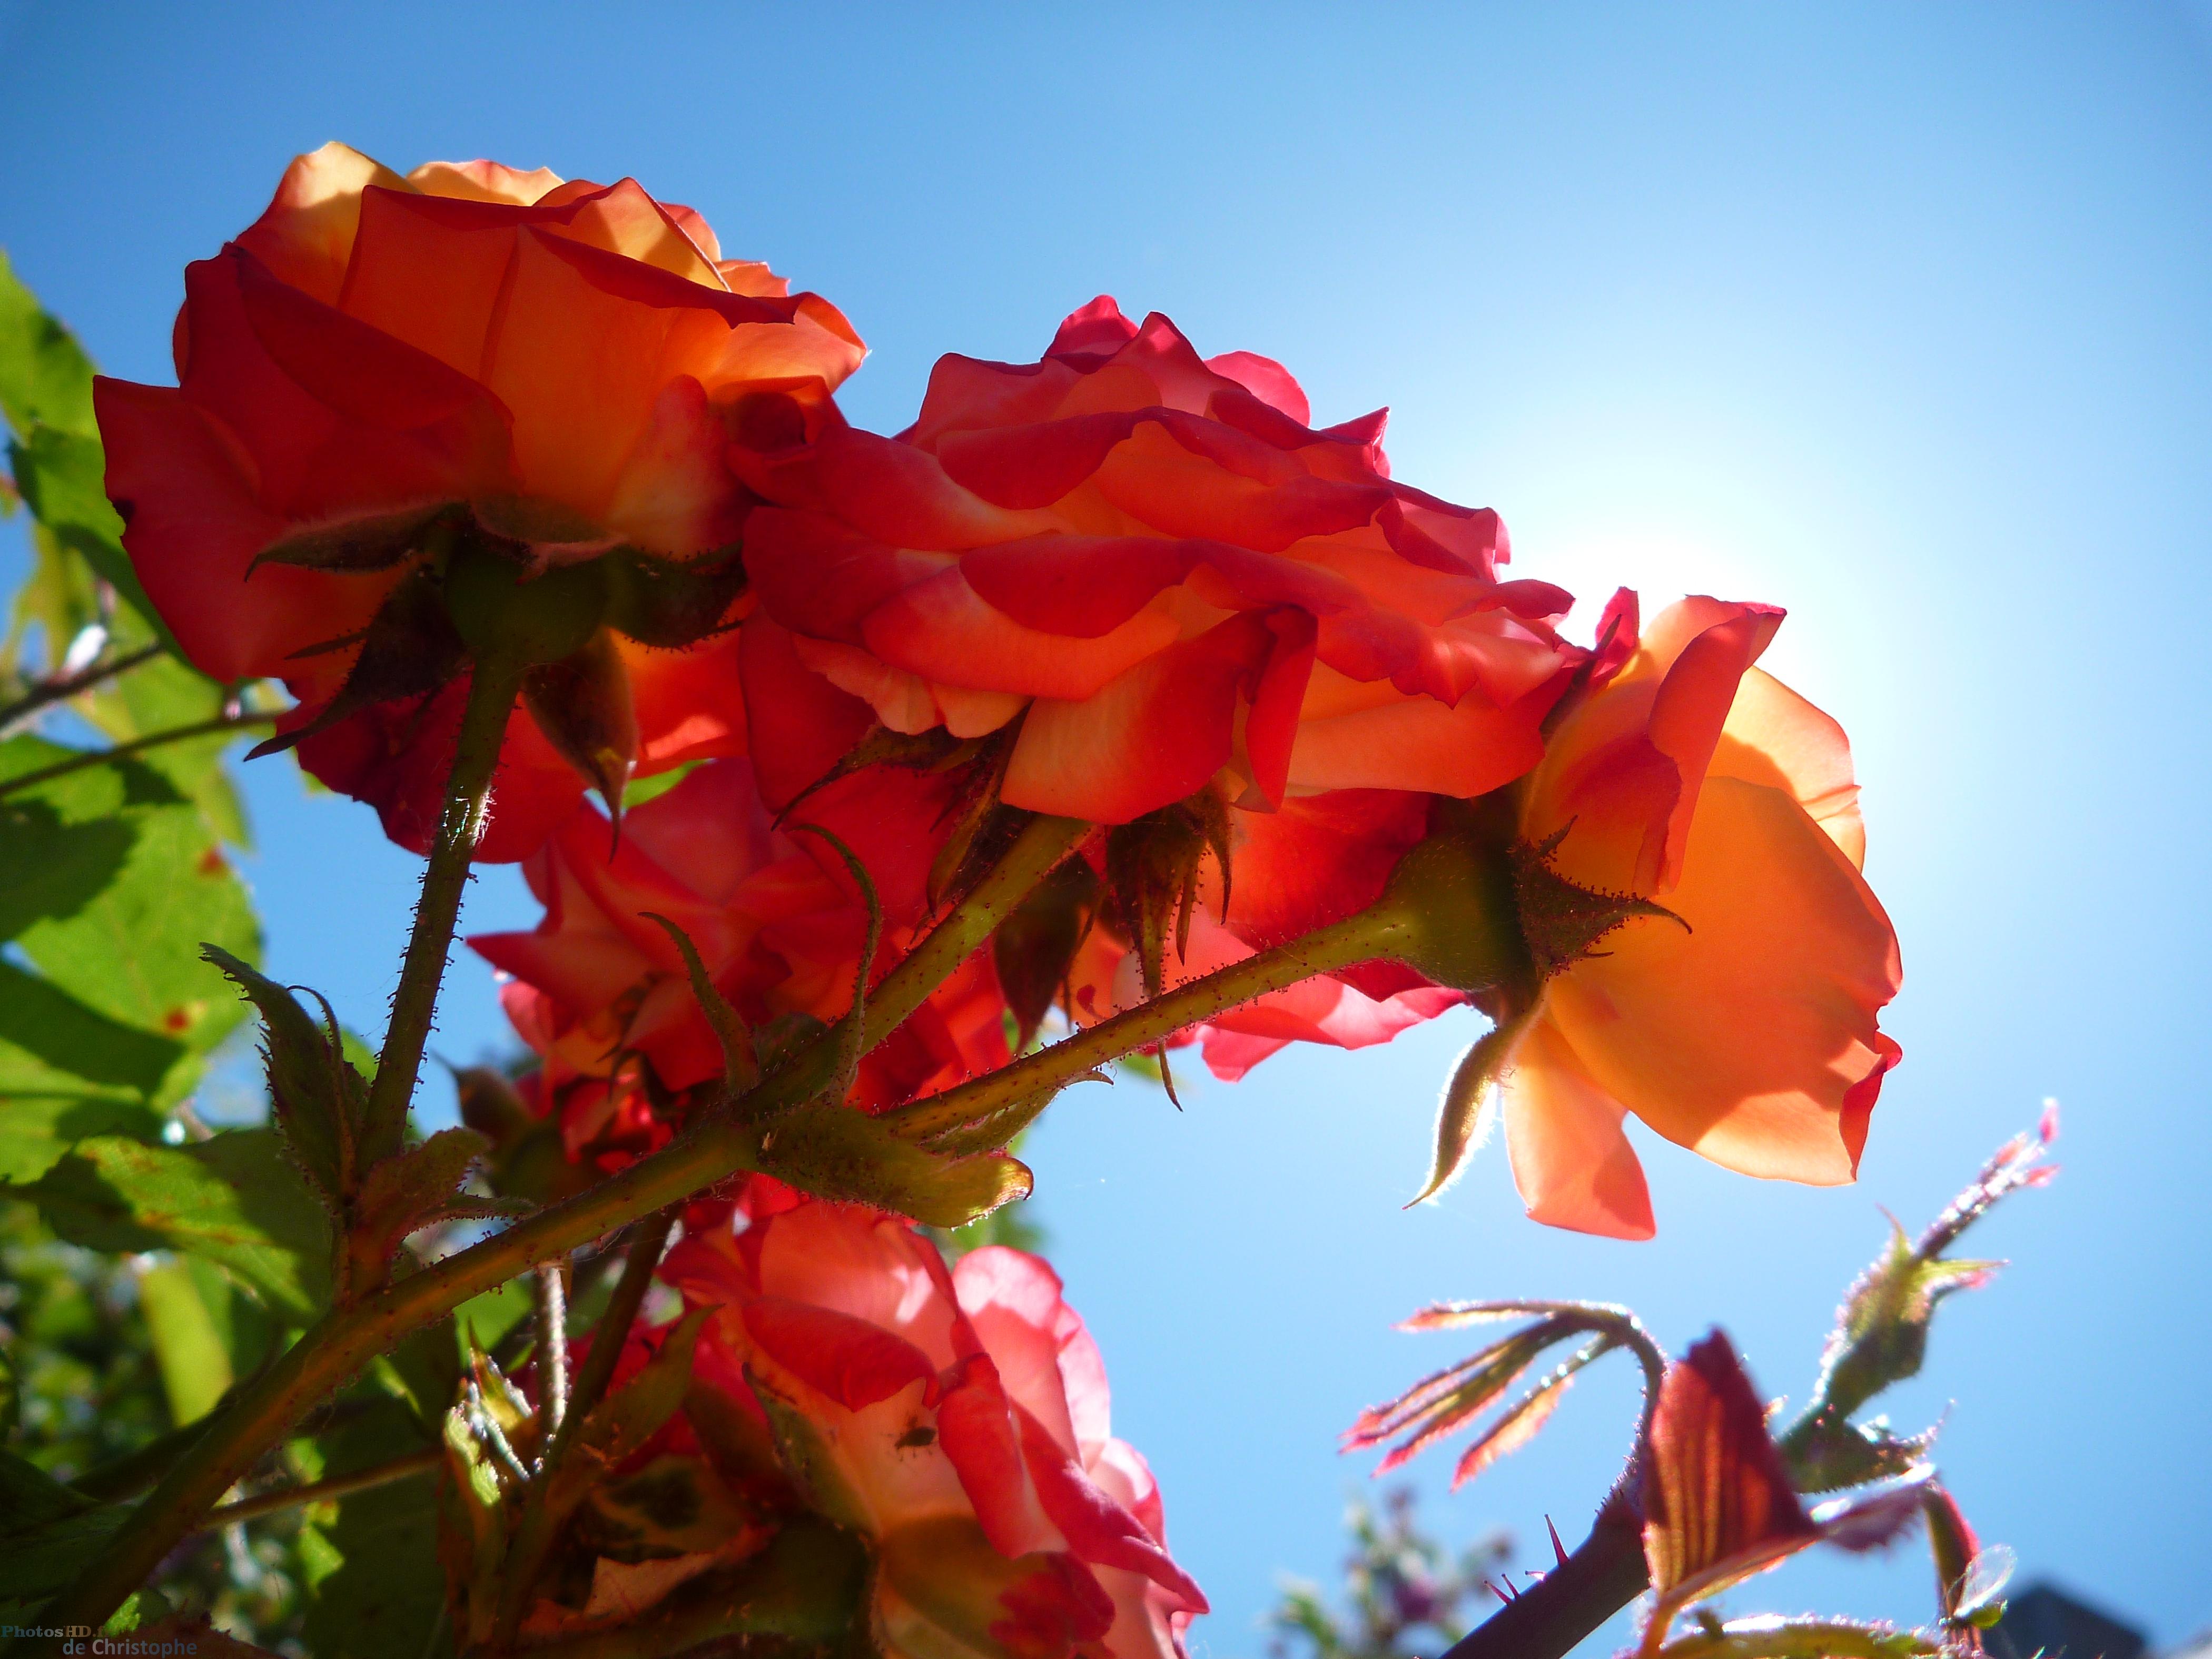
490,1212,678,1650
0,710,275,798
552,1212,676,1453
361,661,525,1159
41,813,1065,1634
0,640,163,736
45,813,1477,1636
533,1262,570,1441
192,1447,443,1533
859,812,1090,1039
883,902,1411,1143
1443,1490,1651,1659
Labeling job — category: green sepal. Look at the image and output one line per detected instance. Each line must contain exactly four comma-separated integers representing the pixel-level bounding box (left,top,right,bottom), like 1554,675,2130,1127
603,546,748,649
203,944,372,1201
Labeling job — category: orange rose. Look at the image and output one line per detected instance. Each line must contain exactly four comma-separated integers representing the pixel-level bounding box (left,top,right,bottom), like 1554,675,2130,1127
1496,596,1902,1238
95,144,863,858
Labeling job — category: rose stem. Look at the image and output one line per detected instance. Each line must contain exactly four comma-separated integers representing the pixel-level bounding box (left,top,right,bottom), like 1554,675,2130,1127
532,1261,569,1442
489,1210,678,1648
192,1447,444,1533
360,660,525,1160
883,889,1463,1144
1439,1493,1650,1659
0,640,164,737
851,811,1091,1038
43,808,1090,1632
0,710,275,799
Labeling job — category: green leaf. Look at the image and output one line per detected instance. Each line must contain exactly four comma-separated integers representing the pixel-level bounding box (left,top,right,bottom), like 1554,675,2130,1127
28,1131,331,1318
756,1101,1032,1228
1781,1415,1936,1494
8,423,167,644
137,1256,235,1425
0,250,98,440
298,1397,450,1659
0,1447,128,1607
1,1444,100,1534
1,733,260,1111
1653,1616,1938,1659
0,1500,129,1604
0,1057,168,1186
203,945,367,1206
82,649,253,847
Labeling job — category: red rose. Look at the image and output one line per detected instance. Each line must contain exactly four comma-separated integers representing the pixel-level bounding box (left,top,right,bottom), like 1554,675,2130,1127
738,295,1578,826
95,144,863,859
664,1190,1206,1659
472,759,1013,1142
735,298,1588,1066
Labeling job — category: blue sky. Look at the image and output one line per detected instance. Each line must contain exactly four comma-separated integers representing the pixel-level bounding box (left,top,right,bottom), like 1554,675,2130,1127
4,3,2209,1650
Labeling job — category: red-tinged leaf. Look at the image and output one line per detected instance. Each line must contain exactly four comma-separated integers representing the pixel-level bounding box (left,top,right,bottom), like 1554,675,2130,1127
1362,1325,1568,1474
1345,1323,1561,1447
1344,1344,1521,1445
1449,1336,1612,1490
1805,1470,1934,1551
1642,1331,1821,1605
345,1127,489,1296
1397,1298,1634,1334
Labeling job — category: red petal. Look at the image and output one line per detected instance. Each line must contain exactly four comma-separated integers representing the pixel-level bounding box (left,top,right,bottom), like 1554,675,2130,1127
739,1297,937,1411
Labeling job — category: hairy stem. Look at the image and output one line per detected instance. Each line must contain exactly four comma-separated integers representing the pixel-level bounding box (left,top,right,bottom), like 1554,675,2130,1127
490,1211,676,1650
882,903,1408,1143
861,813,1090,1039
0,710,274,798
47,816,1465,1633
533,1262,570,1441
194,1447,443,1533
361,662,525,1158
555,1212,675,1449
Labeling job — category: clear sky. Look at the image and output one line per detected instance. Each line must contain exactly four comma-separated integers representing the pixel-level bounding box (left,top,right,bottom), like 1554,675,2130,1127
5,3,2209,1650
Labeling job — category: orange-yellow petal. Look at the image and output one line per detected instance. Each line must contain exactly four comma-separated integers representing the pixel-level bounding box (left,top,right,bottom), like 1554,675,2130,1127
1498,1015,1657,1240
1712,666,1865,867
235,142,408,305
1545,775,1900,1185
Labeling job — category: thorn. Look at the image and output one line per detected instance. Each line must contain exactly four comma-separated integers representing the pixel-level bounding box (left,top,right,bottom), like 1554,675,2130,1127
1157,1043,1182,1110
1547,1514,1569,1567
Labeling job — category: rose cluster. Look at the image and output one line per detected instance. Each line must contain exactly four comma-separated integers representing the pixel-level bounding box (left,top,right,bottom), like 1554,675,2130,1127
97,147,1904,1654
